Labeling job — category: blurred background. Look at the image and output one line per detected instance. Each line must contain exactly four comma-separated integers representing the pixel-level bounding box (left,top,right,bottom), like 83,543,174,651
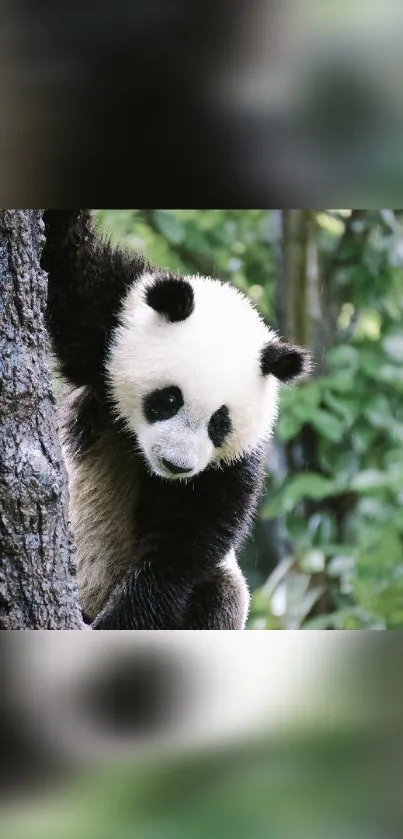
95,209,403,630
2,0,403,203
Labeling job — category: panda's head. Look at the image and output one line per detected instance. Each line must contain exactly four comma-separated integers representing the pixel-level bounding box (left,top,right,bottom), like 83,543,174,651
107,274,311,480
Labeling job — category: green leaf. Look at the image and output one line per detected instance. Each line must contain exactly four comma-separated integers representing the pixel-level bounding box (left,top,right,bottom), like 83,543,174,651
154,211,185,245
300,550,326,573
350,468,403,492
260,557,295,598
262,473,336,519
383,334,403,362
359,352,383,378
276,412,305,441
326,345,359,371
350,423,377,454
322,392,359,426
378,364,403,384
303,607,374,630
350,469,388,491
328,555,355,577
364,403,403,441
183,223,212,254
309,409,345,442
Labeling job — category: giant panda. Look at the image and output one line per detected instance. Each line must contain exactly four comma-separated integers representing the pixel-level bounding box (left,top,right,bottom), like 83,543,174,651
42,210,311,630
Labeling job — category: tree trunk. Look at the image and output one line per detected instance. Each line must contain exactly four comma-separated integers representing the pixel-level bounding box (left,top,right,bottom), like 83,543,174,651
272,211,371,620
0,210,84,629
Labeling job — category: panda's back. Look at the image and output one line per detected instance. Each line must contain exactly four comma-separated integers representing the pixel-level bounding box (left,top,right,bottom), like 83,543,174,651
63,410,140,620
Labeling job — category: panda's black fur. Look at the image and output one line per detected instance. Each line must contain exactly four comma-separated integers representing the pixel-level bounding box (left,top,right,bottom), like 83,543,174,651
42,210,310,630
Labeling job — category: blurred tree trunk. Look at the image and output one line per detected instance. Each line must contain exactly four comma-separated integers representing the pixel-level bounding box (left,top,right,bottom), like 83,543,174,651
270,210,371,617
271,210,334,614
257,211,322,576
277,210,325,368
278,210,322,473
0,210,84,629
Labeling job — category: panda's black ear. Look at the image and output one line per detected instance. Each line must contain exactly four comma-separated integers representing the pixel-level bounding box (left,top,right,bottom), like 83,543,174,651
260,341,312,382
146,277,194,322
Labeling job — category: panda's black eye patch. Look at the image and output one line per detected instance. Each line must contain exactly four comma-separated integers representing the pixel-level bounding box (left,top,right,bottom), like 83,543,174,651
208,405,231,447
143,386,184,423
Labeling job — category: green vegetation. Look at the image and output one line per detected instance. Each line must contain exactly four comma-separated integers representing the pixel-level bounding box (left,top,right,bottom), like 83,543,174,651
1,733,379,839
95,210,403,629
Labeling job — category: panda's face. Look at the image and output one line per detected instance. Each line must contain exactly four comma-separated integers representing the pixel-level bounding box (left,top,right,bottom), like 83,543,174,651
107,273,311,481
136,385,232,479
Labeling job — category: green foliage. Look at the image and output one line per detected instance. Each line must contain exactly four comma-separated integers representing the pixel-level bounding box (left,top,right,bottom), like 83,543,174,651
0,733,377,839
94,209,403,630
95,210,275,317
250,211,403,629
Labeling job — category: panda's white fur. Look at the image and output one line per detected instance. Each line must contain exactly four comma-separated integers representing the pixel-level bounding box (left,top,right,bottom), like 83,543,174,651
218,548,251,629
107,271,280,481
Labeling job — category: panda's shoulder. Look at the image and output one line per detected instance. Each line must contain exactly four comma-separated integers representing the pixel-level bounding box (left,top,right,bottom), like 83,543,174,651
59,384,110,458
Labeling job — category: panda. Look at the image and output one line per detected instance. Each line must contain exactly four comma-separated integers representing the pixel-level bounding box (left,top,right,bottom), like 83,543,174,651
42,210,311,630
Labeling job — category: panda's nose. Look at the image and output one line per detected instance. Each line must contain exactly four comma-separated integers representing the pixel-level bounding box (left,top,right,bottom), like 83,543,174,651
161,458,190,475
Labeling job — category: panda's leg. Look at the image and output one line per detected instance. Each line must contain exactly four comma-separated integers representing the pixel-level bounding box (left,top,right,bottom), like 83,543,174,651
91,563,193,630
42,209,147,389
91,555,249,631
184,550,250,630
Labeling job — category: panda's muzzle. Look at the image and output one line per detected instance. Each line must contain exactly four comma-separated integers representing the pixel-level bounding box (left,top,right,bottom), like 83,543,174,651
161,458,191,476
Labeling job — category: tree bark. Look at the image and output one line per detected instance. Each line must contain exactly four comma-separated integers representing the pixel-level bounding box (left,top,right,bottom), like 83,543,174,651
0,210,84,629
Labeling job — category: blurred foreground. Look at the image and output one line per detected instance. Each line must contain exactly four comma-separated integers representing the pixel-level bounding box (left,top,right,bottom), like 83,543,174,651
0,632,402,839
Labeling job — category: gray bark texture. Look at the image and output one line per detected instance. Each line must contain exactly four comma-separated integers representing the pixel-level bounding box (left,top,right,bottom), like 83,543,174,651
0,209,84,629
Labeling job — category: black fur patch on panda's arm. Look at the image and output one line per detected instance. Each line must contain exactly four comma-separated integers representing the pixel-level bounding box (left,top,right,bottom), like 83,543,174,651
92,449,265,630
136,448,265,582
92,564,245,630
42,210,148,389
184,570,247,630
91,564,192,630
61,385,108,458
